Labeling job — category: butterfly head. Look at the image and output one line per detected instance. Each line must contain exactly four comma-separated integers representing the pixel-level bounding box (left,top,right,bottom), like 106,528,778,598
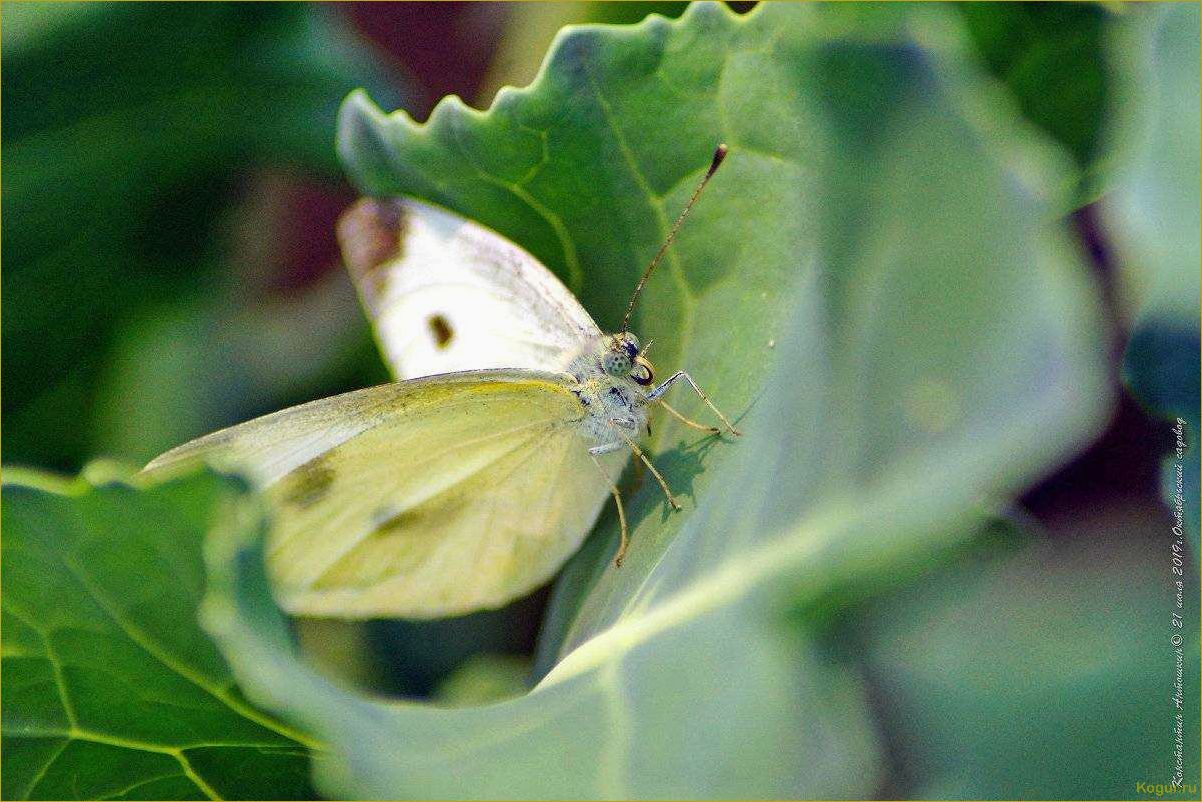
603,332,655,386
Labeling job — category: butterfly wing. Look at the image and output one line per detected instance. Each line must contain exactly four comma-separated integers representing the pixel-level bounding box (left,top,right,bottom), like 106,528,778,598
145,370,624,619
338,197,601,379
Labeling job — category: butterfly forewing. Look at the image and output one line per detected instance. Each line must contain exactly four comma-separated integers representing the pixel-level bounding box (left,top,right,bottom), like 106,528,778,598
144,370,624,619
338,198,601,379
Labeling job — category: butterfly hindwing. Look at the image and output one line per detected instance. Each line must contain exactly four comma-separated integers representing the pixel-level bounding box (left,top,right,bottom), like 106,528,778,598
145,370,625,619
338,197,601,379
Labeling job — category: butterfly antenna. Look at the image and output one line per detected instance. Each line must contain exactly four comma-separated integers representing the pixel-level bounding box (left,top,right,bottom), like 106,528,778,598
620,143,728,333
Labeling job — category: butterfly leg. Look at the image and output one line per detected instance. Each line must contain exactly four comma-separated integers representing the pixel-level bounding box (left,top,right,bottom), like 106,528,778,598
658,399,721,435
609,424,681,511
588,452,629,566
645,371,742,436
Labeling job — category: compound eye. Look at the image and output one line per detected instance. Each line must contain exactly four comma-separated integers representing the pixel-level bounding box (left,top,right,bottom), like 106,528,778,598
603,350,632,376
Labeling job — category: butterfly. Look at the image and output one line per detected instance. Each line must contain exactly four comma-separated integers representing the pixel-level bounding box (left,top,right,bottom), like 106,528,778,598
144,145,738,619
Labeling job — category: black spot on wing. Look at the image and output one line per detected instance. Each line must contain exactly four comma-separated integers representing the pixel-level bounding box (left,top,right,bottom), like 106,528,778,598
428,314,454,348
372,505,421,535
369,501,455,538
281,454,336,509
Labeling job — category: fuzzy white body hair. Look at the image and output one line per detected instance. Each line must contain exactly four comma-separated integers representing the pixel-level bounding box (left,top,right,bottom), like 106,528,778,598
561,336,649,448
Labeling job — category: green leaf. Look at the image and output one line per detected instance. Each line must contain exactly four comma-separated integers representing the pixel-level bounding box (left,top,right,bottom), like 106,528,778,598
856,511,1200,798
204,3,1109,797
477,3,687,104
1,469,317,800
958,2,1113,202
1104,4,1201,553
434,655,534,707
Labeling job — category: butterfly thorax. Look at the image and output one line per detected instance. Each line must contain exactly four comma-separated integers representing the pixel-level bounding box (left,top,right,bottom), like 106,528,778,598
562,332,653,447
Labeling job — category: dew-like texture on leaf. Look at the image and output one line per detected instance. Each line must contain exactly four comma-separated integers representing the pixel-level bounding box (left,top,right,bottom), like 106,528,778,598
204,3,1109,798
1,473,316,801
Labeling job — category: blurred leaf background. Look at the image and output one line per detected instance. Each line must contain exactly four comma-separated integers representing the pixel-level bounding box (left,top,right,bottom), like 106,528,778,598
2,2,1198,799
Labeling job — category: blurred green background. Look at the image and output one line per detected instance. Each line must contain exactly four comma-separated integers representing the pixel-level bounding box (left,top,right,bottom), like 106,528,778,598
2,1,694,473
2,2,1198,799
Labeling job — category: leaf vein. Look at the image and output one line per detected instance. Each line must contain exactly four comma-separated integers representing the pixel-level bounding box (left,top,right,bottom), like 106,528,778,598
3,598,79,729
50,549,320,749
21,737,71,800
581,57,698,396
447,114,585,292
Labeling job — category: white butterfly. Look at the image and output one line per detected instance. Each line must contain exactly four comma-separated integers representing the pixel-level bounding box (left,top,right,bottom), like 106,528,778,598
144,145,738,619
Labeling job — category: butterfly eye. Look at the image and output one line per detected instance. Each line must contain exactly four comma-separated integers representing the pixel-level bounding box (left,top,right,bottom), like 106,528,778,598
603,350,632,376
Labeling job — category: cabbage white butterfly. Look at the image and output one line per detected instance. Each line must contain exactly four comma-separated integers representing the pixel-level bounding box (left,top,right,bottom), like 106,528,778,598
145,145,737,619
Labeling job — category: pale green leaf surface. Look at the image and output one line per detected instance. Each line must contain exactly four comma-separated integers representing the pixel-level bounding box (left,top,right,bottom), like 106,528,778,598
859,513,1200,798
0,471,316,800
1107,4,1201,324
204,3,1108,798
1105,4,1201,552
433,655,536,708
